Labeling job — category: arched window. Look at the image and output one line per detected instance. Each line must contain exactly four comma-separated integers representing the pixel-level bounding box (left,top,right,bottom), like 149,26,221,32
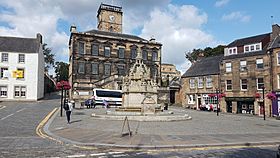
109,26,113,32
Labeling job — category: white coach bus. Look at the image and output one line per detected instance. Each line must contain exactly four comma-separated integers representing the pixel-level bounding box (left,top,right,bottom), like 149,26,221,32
93,88,122,106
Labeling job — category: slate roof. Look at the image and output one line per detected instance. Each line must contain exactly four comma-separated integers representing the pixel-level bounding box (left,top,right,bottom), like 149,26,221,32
182,55,224,78
227,33,270,47
269,36,280,49
0,36,40,53
84,29,147,41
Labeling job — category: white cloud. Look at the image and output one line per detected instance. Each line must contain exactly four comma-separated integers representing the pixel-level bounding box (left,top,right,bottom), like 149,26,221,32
140,4,216,72
222,11,251,22
215,0,230,7
0,0,218,74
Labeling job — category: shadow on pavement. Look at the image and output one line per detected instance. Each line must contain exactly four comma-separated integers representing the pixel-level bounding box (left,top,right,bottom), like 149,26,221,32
70,120,82,124
42,92,61,100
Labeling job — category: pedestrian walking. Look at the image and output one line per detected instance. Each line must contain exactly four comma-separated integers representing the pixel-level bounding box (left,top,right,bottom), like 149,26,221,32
64,99,73,124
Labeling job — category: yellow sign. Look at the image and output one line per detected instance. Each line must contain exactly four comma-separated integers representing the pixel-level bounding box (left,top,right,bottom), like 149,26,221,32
12,70,24,78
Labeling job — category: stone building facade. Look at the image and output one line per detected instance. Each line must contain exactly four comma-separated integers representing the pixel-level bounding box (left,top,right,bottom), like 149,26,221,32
180,24,280,117
268,24,280,116
180,55,223,109
161,63,181,81
68,4,162,100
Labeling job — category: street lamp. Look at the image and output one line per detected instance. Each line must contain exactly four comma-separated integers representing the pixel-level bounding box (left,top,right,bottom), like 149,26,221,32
262,86,265,120
56,81,71,117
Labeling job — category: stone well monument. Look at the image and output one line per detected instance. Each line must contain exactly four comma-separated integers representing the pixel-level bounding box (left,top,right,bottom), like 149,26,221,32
92,52,191,121
119,52,161,115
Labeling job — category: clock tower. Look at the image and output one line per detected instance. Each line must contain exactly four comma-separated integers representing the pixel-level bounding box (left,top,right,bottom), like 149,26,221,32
97,3,123,33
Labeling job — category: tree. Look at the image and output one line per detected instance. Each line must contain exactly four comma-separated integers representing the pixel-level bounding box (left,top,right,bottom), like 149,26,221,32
55,61,69,81
185,45,225,63
43,43,55,72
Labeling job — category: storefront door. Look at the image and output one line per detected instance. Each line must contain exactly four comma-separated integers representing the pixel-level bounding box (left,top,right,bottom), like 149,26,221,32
226,101,232,113
259,102,264,115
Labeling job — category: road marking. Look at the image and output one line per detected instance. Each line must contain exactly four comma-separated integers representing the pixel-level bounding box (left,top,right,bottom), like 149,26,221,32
66,154,86,158
112,154,128,157
35,108,62,144
108,152,124,154
0,105,6,110
89,153,106,156
16,108,26,113
1,113,14,120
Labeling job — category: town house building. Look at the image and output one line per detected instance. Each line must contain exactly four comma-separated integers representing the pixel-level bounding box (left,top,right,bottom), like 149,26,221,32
180,55,223,109
69,4,162,100
268,24,280,116
220,24,280,117
0,34,44,100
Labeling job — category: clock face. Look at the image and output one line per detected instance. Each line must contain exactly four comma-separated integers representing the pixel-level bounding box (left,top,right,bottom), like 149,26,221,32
109,15,115,22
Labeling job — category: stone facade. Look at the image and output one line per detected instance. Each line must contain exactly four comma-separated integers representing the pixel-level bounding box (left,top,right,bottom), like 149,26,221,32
97,4,123,33
220,52,272,115
180,55,223,109
161,63,181,81
68,4,162,101
180,74,220,109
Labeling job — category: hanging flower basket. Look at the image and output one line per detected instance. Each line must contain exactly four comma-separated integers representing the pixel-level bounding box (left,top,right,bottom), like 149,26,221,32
255,93,261,98
56,80,71,90
266,92,276,100
208,93,226,98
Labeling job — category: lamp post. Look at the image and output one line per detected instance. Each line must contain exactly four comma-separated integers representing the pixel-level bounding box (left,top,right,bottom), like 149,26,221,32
56,81,71,117
216,88,219,116
60,87,64,117
262,86,265,120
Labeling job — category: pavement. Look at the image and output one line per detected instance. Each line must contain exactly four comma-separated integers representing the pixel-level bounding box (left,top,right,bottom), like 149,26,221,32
44,105,280,149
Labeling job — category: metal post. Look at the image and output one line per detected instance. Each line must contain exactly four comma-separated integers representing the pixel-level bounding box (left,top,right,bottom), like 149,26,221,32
60,87,64,117
216,89,219,116
263,86,265,120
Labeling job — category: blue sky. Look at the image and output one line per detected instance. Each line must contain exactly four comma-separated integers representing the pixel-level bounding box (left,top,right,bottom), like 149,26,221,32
0,0,279,73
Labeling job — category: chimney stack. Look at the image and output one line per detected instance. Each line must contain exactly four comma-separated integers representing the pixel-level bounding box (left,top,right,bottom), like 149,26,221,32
70,25,77,33
271,24,280,41
36,33,42,44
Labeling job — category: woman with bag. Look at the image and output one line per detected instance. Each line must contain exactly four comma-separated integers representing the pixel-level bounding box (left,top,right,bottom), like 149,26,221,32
64,99,73,124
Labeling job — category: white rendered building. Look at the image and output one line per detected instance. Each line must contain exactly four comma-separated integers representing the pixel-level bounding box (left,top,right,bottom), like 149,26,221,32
0,34,44,101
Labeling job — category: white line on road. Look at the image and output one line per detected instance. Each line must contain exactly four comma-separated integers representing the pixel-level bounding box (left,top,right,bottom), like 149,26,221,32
112,154,128,157
66,155,86,158
1,113,14,120
108,152,124,154
89,153,106,156
0,106,6,110
16,108,26,113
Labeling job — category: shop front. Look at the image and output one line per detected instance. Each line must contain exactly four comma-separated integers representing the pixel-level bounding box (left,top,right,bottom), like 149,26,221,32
272,91,280,117
225,97,255,114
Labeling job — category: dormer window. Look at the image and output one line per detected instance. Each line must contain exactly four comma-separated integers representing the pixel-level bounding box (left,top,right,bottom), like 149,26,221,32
228,47,237,55
244,42,262,53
